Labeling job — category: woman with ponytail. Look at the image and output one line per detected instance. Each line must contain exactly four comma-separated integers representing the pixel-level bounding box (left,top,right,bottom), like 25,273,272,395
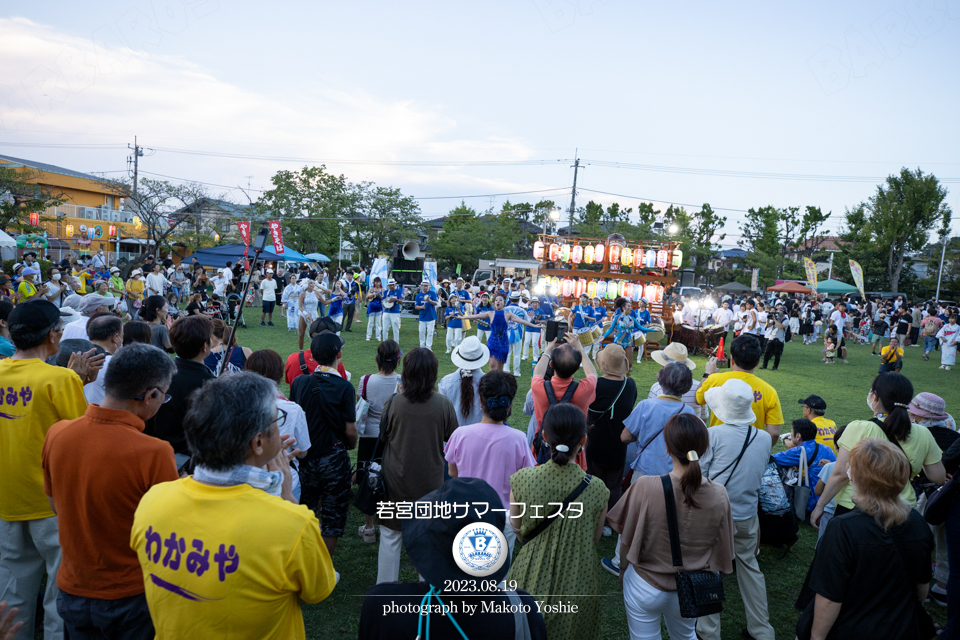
607,413,735,640
812,372,946,528
438,336,489,426
508,403,609,640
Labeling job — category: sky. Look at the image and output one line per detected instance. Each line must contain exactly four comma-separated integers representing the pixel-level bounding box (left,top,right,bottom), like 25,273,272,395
1,0,959,249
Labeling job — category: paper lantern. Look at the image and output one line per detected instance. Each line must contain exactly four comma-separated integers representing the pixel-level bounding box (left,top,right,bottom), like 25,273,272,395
657,249,669,268
29,212,40,226
671,249,683,270
536,276,549,294
548,243,560,261
594,243,605,263
550,277,560,295
560,243,571,263
65,224,74,237
633,282,643,302
584,244,595,264
644,249,657,268
133,216,143,231
596,280,607,299
575,278,587,298
587,279,597,298
108,224,117,237
657,284,665,302
607,280,618,299
633,247,644,267
622,282,632,300
561,277,574,297
621,245,633,266
607,243,621,265
571,244,583,264
533,240,544,260
644,283,658,301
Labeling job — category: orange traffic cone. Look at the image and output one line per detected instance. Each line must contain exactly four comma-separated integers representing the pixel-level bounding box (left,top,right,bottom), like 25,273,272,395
716,336,725,361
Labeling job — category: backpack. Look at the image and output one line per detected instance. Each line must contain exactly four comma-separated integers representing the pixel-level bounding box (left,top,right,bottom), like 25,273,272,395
531,379,578,464
923,321,939,337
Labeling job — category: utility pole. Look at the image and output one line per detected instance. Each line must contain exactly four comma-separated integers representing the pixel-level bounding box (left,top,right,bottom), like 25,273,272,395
567,154,580,236
935,235,948,302
128,136,143,200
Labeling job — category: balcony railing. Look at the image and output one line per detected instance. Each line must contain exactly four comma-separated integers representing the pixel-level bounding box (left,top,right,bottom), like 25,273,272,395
43,202,135,224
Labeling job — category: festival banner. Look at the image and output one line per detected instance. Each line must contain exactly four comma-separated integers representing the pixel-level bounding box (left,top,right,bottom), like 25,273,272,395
422,261,438,291
370,257,389,289
269,220,284,255
803,257,818,296
849,260,866,298
237,221,251,257
750,268,759,291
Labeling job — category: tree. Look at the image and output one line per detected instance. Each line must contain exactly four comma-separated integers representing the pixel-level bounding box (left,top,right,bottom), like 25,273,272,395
866,168,951,292
0,166,67,233
100,177,212,257
255,166,349,258
672,203,726,278
431,203,487,274
345,184,425,265
794,206,832,257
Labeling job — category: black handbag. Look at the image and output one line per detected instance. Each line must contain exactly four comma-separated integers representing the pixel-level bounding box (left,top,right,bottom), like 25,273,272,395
661,474,725,618
923,475,959,526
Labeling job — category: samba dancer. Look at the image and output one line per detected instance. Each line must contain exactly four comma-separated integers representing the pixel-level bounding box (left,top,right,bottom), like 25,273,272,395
521,298,546,361
458,292,540,372
504,291,528,376
297,280,323,350
282,276,302,332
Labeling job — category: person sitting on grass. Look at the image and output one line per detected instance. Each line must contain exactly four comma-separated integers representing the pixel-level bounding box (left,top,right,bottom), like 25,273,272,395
879,336,904,374
774,419,836,520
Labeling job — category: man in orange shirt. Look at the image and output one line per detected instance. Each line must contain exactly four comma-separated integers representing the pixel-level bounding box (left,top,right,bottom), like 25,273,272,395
284,317,346,385
530,332,598,469
43,343,178,638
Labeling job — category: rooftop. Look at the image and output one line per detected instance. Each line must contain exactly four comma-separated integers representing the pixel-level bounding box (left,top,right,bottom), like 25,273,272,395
0,153,105,183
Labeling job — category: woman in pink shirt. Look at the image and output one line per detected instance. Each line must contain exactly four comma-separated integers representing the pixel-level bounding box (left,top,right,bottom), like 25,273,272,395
445,369,535,554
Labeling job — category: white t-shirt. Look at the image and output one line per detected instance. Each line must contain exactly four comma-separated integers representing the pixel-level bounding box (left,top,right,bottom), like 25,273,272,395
260,278,278,302
276,396,310,497
713,307,734,328
830,309,847,332
84,353,112,405
61,315,90,341
43,281,66,307
145,272,167,297
821,302,834,317
211,275,228,296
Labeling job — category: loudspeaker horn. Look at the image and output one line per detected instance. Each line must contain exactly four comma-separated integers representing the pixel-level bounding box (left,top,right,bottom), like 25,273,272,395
402,241,420,261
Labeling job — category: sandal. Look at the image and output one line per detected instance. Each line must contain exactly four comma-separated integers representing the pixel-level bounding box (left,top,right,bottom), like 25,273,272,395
358,525,376,544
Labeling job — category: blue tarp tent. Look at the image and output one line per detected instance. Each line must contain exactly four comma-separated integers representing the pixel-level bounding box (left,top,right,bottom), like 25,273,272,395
189,244,312,267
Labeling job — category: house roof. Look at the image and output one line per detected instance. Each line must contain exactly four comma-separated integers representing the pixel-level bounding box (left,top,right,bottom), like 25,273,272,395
0,154,105,183
718,248,748,259
792,236,845,252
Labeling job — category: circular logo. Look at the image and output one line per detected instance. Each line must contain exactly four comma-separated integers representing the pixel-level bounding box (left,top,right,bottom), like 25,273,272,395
452,522,507,577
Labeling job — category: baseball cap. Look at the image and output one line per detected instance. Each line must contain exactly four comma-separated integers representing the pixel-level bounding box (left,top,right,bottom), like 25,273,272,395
9,299,60,328
266,268,274,273
798,395,827,411
22,266,40,276
0,275,8,285
310,332,343,363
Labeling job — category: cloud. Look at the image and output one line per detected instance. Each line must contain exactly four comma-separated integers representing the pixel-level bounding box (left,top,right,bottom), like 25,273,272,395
0,16,550,198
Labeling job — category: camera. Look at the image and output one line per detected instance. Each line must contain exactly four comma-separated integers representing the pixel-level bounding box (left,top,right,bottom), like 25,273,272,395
545,320,566,343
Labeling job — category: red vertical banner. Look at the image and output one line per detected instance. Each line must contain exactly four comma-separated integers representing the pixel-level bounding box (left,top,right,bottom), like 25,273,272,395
237,221,251,256
269,220,284,254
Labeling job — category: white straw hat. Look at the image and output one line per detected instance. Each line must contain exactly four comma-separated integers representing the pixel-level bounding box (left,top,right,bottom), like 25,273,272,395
450,336,490,371
704,379,756,426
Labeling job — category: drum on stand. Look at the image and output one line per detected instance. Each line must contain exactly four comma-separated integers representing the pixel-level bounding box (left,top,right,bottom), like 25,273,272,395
677,324,698,350
644,322,666,345
576,326,595,347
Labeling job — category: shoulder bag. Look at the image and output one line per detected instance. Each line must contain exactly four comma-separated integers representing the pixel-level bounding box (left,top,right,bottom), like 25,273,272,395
661,474,725,618
793,443,820,521
354,394,395,516
516,475,592,549
355,374,371,436
709,427,757,487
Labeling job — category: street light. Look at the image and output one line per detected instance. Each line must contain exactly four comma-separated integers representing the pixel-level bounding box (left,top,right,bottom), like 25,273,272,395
668,223,679,234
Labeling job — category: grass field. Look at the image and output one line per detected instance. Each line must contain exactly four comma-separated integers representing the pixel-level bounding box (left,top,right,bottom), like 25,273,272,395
233,306,958,639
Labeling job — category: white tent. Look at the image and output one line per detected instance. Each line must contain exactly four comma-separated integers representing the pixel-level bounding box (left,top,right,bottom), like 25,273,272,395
0,229,16,248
